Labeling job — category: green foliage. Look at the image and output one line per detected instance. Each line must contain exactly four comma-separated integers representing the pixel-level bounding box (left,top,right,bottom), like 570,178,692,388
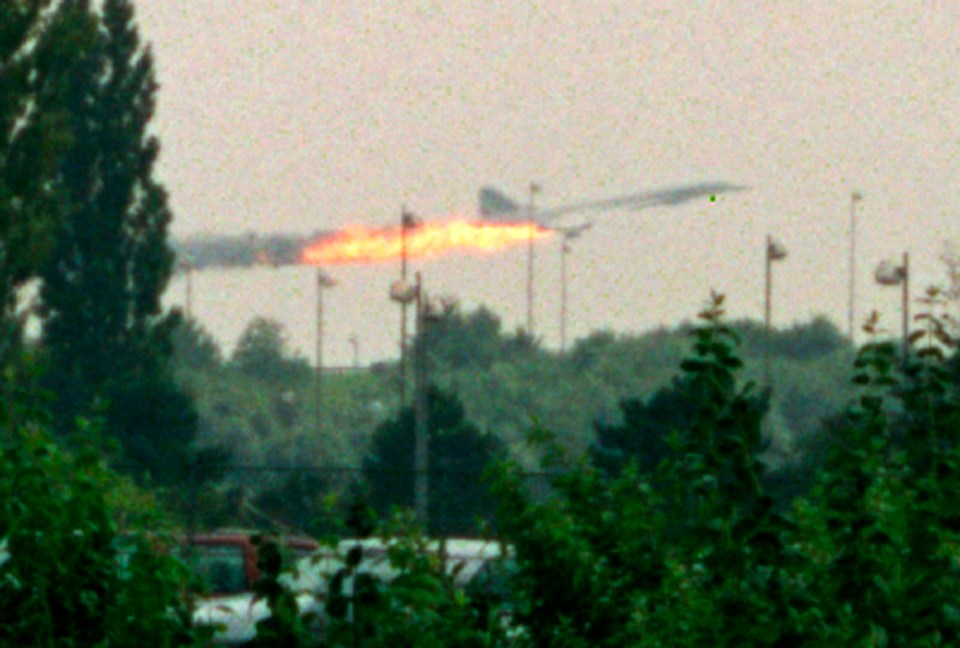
231,316,310,382
255,512,512,647
235,291,960,645
341,516,510,647
364,387,506,536
420,302,505,371
796,301,960,645
489,293,799,646
36,0,199,484
483,292,960,645
174,300,854,509
172,316,224,371
0,387,209,646
250,534,312,647
0,0,74,366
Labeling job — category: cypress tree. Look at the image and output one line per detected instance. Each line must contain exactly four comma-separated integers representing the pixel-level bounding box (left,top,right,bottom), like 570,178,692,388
0,0,71,366
39,0,198,482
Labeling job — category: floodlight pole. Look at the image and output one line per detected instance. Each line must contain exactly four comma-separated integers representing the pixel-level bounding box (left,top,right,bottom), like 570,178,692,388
560,239,570,354
764,236,774,384
181,260,193,319
412,272,429,528
399,207,416,405
315,270,335,438
848,191,863,341
526,182,539,335
349,334,360,369
901,252,910,368
875,252,910,370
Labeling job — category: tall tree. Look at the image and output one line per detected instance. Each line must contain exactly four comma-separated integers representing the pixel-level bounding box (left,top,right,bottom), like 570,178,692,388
231,316,308,382
363,387,506,536
0,0,74,367
38,0,198,480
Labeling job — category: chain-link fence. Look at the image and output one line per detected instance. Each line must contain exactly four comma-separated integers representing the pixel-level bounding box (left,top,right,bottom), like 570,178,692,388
148,463,557,540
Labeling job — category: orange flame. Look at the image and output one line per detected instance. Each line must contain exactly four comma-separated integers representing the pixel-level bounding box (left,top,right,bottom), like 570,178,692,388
301,220,553,265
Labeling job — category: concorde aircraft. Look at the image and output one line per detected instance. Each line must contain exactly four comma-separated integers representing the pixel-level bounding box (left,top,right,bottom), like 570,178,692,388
172,181,746,270
478,181,748,227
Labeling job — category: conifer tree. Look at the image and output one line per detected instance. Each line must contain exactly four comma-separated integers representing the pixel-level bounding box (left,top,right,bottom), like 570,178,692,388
39,0,199,481
0,0,71,366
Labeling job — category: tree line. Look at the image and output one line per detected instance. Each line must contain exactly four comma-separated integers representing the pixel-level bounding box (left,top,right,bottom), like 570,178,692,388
168,301,856,537
1,0,216,483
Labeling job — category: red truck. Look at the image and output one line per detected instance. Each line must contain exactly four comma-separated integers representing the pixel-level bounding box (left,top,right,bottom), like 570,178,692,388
179,530,318,596
176,530,320,644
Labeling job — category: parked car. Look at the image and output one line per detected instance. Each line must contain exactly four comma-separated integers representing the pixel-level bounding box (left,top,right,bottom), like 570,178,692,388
286,537,516,630
181,530,318,645
190,534,514,645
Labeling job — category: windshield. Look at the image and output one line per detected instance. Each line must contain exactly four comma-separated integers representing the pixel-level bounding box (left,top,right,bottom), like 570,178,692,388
181,544,247,595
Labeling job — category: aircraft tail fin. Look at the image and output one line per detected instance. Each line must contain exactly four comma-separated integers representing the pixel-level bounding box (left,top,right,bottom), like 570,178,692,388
478,187,520,220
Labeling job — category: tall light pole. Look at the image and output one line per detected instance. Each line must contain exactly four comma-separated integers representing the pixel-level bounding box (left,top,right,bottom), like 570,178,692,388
389,274,430,528
875,252,910,368
399,207,420,404
526,182,541,335
180,260,193,319
348,334,359,369
413,272,429,529
560,238,571,354
315,269,336,439
764,235,787,384
559,224,589,354
848,191,864,340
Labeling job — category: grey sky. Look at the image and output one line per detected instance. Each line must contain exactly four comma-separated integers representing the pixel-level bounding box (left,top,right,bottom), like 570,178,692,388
137,1,960,365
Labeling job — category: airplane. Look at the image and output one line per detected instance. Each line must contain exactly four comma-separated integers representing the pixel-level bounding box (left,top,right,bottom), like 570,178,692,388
172,181,747,270
478,180,748,227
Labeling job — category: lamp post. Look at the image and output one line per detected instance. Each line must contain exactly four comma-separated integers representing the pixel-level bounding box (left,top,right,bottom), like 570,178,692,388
399,207,420,404
875,252,910,368
560,238,571,354
389,274,432,527
764,235,788,384
526,182,541,336
315,269,336,438
348,334,360,369
180,260,193,319
848,191,864,340
559,223,590,354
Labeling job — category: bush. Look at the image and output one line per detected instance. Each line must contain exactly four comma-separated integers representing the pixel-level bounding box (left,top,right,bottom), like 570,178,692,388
267,291,960,646
0,387,209,646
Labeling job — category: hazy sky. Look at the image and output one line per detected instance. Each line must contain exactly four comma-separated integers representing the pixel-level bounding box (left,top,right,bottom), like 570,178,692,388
136,1,960,365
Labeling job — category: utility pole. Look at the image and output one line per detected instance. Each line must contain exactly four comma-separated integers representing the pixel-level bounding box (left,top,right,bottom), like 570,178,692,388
399,207,418,404
413,272,429,528
901,252,910,368
560,238,570,354
526,182,540,335
181,260,193,319
349,334,360,369
315,269,336,439
764,235,787,385
848,191,863,340
875,252,910,369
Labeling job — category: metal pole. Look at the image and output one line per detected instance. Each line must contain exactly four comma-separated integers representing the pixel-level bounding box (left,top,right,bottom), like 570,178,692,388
526,183,538,335
413,272,429,529
764,235,773,385
349,334,359,369
184,261,193,320
902,252,910,368
560,239,569,354
764,235,773,332
848,192,862,341
400,208,411,405
315,270,324,438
